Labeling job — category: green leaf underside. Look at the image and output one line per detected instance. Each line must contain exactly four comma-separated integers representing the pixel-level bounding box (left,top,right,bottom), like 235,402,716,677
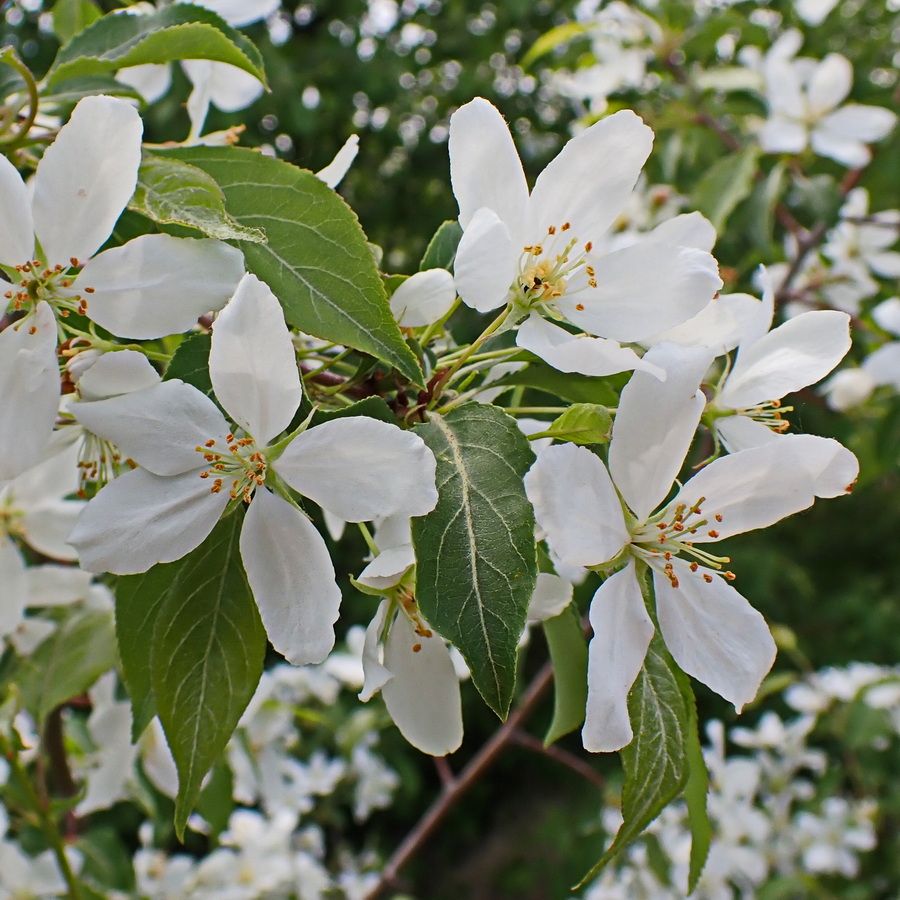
543,603,588,745
161,146,423,388
163,332,214,399
16,609,117,724
47,5,266,87
578,633,692,886
149,512,266,838
693,145,759,232
115,562,179,742
132,154,266,243
490,362,620,406
412,403,537,718
418,220,463,271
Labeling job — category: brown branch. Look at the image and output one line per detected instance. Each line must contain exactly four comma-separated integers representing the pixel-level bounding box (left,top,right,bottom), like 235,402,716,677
364,662,555,900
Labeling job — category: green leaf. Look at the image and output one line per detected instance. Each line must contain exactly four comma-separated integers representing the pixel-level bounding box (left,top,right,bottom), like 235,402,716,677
132,153,266,244
51,0,102,47
46,5,267,87
412,403,537,717
491,361,620,406
39,74,144,105
164,332,214,399
748,162,787,253
539,403,612,445
150,512,266,838
578,632,691,885
161,146,424,387
693,146,759,232
16,609,117,724
522,21,588,67
115,560,183,741
419,220,463,271
684,683,711,894
543,604,588,745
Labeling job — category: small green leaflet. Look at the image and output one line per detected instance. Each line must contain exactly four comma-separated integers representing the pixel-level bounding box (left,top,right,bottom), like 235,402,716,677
46,5,267,87
577,632,692,886
14,608,117,725
161,146,424,388
418,220,463,271
693,145,760,232
412,403,537,718
132,154,266,244
163,332,214,401
543,603,588,745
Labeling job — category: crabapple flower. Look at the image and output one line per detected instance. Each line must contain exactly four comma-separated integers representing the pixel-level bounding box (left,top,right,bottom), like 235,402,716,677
759,33,897,167
448,97,721,378
389,268,456,328
360,598,463,757
68,274,438,666
524,343,859,752
823,188,900,282
704,274,852,459
0,95,244,478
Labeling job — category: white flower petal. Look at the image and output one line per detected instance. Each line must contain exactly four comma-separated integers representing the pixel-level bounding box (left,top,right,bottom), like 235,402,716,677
609,343,712,522
527,572,573,622
523,443,628,568
516,313,665,379
357,545,415,590
0,154,34,265
810,127,870,168
719,310,851,408
79,234,245,339
648,212,717,252
189,0,282,29
390,269,456,327
527,110,653,242
654,561,776,711
210,274,302,444
316,135,359,189
714,413,779,453
382,612,463,756
0,303,60,482
784,434,858,498
359,599,393,702
822,368,875,410
182,59,264,112
759,117,808,154
75,349,161,401
449,97,528,231
275,418,438,522
864,342,900,389
115,63,173,104
240,488,341,666
0,538,28,639
559,243,721,343
668,434,852,541
817,102,897,144
807,54,852,117
32,96,142,266
582,563,654,753
73,380,230,476
24,565,92,607
68,467,228,575
453,207,516,313
22,501,84,561
867,251,900,279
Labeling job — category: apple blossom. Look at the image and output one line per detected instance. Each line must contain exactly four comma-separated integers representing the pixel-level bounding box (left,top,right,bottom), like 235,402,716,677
524,343,859,752
448,97,721,378
68,274,438,666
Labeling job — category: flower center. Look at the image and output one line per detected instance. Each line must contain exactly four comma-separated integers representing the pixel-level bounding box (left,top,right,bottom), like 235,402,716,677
630,497,736,587
517,223,597,314
2,257,93,319
196,433,268,503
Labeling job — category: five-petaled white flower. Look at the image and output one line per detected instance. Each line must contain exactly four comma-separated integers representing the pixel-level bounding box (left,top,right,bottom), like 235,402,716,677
68,274,438,666
448,97,722,379
524,343,858,752
0,94,244,480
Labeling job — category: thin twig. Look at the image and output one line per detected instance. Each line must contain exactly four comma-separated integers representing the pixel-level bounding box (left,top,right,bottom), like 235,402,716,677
364,662,555,900
509,728,606,790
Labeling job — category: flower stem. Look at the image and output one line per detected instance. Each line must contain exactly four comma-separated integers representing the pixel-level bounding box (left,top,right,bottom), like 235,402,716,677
0,49,39,150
